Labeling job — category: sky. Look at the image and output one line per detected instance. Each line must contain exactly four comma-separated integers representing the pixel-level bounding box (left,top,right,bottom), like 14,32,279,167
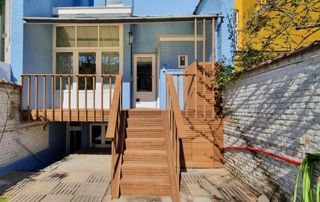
133,0,200,16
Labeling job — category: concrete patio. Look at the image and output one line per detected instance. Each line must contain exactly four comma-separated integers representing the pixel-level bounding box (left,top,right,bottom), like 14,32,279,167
0,154,258,202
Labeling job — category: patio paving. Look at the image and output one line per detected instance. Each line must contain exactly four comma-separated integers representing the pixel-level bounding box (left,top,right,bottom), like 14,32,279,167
0,154,258,202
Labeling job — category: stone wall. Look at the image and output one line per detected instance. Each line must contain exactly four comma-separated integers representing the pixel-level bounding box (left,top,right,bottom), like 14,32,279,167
223,44,320,201
0,82,48,169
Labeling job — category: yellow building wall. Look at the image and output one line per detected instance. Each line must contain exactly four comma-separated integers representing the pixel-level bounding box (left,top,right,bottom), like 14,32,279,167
235,0,320,52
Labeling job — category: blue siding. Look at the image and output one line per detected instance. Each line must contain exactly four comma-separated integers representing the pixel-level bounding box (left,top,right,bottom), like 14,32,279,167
122,24,132,109
0,123,66,175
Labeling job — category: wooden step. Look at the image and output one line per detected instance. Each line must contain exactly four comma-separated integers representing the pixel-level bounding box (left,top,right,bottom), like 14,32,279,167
123,149,168,162
126,137,165,150
128,110,163,118
126,128,165,138
120,176,171,196
122,162,169,177
127,118,164,127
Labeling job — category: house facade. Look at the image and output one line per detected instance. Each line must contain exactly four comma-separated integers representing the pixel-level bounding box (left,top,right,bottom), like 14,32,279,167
8,0,221,158
1,0,224,199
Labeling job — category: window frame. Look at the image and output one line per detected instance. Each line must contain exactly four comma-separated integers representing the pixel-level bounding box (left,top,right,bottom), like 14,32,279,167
52,24,124,88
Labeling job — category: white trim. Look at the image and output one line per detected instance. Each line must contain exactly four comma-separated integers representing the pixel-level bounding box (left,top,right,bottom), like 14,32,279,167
159,35,204,42
4,0,10,63
178,55,188,68
53,7,132,16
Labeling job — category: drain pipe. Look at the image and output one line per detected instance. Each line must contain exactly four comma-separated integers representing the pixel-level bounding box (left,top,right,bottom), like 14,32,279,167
224,146,301,166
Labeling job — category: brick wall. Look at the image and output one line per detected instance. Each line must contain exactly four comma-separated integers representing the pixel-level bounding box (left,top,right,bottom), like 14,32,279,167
223,46,320,201
0,82,48,168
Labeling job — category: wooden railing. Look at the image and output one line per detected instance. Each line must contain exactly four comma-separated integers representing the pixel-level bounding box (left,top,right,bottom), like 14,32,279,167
184,61,216,119
106,75,124,199
20,74,117,121
166,74,187,202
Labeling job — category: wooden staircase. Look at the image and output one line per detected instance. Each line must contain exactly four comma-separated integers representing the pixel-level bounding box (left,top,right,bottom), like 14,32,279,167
120,109,172,197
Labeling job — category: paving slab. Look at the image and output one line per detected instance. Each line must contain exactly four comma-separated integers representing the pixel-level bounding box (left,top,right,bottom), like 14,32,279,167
40,195,73,202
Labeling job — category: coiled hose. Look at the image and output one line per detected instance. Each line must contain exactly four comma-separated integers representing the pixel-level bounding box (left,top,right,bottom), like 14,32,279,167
293,153,320,202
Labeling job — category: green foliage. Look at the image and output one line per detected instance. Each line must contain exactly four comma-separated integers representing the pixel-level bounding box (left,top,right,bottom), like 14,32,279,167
0,196,8,202
215,63,235,89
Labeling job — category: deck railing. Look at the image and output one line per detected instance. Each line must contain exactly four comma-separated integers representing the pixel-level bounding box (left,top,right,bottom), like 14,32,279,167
166,74,187,202
105,75,124,199
183,61,216,119
20,74,118,121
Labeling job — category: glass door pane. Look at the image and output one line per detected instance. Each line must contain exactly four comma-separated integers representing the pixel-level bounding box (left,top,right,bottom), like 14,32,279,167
137,57,152,92
56,52,73,90
101,52,119,89
79,52,96,90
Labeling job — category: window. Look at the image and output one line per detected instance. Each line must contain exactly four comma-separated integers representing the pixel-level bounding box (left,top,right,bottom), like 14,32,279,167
78,52,96,90
100,26,120,47
56,52,73,89
56,26,75,47
53,25,122,89
178,55,188,68
55,25,120,48
77,26,98,47
102,52,119,88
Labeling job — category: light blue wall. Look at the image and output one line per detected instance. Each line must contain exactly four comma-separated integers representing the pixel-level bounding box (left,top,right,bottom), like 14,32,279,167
11,0,24,83
94,0,106,6
23,24,53,109
0,123,66,175
195,0,234,64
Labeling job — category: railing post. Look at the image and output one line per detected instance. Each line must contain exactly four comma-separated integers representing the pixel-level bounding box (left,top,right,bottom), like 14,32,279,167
195,62,198,118
35,75,39,121
203,65,206,120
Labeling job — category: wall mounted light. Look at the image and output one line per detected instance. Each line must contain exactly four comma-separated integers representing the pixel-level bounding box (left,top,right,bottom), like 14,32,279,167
128,31,133,45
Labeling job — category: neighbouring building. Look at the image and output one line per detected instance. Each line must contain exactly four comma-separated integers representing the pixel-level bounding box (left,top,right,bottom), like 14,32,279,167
234,0,320,52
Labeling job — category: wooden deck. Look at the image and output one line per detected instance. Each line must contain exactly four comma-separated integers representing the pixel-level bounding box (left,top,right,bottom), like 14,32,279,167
21,109,110,122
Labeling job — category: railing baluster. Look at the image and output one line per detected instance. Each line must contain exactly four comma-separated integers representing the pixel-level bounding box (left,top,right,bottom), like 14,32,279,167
101,75,104,122
20,76,24,118
203,66,206,120
76,76,79,121
68,76,71,122
93,76,96,121
43,76,47,121
35,76,39,121
27,76,31,121
85,76,88,122
177,75,180,109
60,76,63,121
109,76,112,109
51,75,55,121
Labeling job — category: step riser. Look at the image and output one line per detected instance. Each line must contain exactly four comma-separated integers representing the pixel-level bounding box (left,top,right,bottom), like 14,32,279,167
126,143,165,150
123,155,167,162
121,185,171,196
122,169,169,177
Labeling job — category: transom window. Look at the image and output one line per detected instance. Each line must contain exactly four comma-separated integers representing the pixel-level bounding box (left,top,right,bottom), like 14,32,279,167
56,25,120,48
54,24,122,90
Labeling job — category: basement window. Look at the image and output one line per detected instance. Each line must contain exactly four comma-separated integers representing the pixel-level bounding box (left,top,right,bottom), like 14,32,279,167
178,55,188,68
